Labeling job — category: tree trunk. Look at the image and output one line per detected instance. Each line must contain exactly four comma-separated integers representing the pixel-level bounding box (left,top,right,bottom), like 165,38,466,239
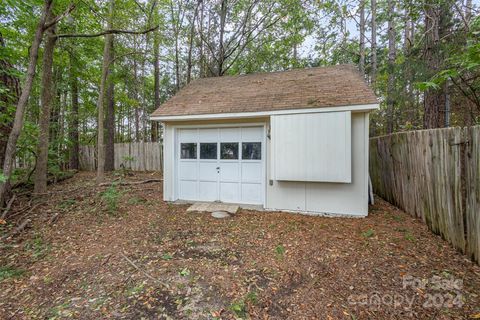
58,88,66,170
359,0,365,75
186,1,200,84
174,34,180,90
152,24,160,142
423,1,447,129
217,0,227,76
68,52,79,170
370,0,377,88
169,1,181,91
133,54,140,142
0,35,20,167
198,0,205,78
386,0,396,134
403,9,415,126
105,35,115,171
0,0,52,204
96,0,114,183
34,14,57,194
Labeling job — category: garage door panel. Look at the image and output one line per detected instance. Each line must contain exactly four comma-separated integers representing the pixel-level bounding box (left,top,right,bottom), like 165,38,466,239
241,162,262,183
220,182,240,203
241,183,262,204
219,128,240,141
198,129,218,142
241,127,263,141
219,162,240,181
179,180,197,200
199,181,217,201
177,126,264,205
178,129,198,142
198,162,218,181
179,162,197,180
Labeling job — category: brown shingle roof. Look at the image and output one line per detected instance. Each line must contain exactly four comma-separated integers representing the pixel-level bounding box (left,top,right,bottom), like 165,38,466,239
151,65,378,118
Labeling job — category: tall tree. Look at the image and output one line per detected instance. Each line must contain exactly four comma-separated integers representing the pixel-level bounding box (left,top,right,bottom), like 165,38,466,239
169,0,185,90
386,0,396,134
96,0,114,183
370,0,377,88
34,9,58,194
68,51,79,170
198,0,282,76
187,0,200,84
152,1,160,142
359,0,366,75
0,0,54,204
423,0,450,128
104,35,115,172
0,35,20,167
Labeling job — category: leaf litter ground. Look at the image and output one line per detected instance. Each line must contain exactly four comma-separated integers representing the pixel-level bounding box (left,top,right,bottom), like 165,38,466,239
0,172,479,319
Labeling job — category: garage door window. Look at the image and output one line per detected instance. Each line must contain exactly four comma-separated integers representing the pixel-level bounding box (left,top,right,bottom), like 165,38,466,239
180,143,197,159
220,143,238,160
242,142,261,160
200,143,217,159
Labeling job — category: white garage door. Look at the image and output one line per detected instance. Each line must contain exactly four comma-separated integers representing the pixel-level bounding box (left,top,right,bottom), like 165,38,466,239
177,126,264,205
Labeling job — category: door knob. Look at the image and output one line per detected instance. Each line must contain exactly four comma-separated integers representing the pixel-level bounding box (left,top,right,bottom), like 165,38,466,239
216,167,220,170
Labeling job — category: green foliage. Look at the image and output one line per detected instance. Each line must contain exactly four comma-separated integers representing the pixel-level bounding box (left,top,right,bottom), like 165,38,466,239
161,253,173,260
361,229,375,238
58,198,76,209
229,290,258,318
275,244,285,258
127,196,146,205
101,183,122,214
404,232,416,242
24,234,50,259
179,268,190,277
245,290,258,305
229,300,247,318
0,0,478,184
0,265,25,281
121,155,135,167
125,282,145,297
48,301,72,319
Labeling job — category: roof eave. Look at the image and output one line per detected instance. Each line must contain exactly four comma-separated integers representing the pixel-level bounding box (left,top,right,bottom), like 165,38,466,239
149,103,379,122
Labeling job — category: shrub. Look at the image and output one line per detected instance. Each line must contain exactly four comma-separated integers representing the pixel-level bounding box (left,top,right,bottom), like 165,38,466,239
101,183,122,214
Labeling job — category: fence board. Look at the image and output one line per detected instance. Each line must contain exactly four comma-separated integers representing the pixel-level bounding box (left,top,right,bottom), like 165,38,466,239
370,126,479,264
80,142,163,172
465,126,480,263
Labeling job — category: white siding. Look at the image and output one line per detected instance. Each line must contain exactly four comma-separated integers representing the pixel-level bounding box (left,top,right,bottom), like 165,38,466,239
163,123,175,201
162,112,370,216
266,112,369,216
271,111,351,183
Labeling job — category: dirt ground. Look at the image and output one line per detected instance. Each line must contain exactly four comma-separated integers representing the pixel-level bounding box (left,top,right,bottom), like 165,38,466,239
1,172,479,320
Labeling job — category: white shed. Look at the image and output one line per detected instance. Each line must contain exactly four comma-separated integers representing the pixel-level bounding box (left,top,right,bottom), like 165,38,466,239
150,65,379,216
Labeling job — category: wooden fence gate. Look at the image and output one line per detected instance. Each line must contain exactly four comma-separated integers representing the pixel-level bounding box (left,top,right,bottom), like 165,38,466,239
370,126,479,264
79,142,163,172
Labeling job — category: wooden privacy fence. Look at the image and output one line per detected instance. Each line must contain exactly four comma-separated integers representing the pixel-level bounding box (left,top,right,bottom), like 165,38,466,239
79,142,163,172
370,126,479,264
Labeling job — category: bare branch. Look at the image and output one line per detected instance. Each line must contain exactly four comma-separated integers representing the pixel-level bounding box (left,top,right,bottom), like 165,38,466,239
56,25,158,38
43,3,76,30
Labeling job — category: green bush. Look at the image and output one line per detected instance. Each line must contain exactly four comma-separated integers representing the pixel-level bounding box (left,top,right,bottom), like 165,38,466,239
101,183,122,214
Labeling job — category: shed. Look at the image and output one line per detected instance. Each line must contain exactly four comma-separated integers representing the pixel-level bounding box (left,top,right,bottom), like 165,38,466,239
150,65,379,216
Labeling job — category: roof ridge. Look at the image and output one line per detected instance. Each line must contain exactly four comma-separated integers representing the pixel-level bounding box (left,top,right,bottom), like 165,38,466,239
191,64,358,83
